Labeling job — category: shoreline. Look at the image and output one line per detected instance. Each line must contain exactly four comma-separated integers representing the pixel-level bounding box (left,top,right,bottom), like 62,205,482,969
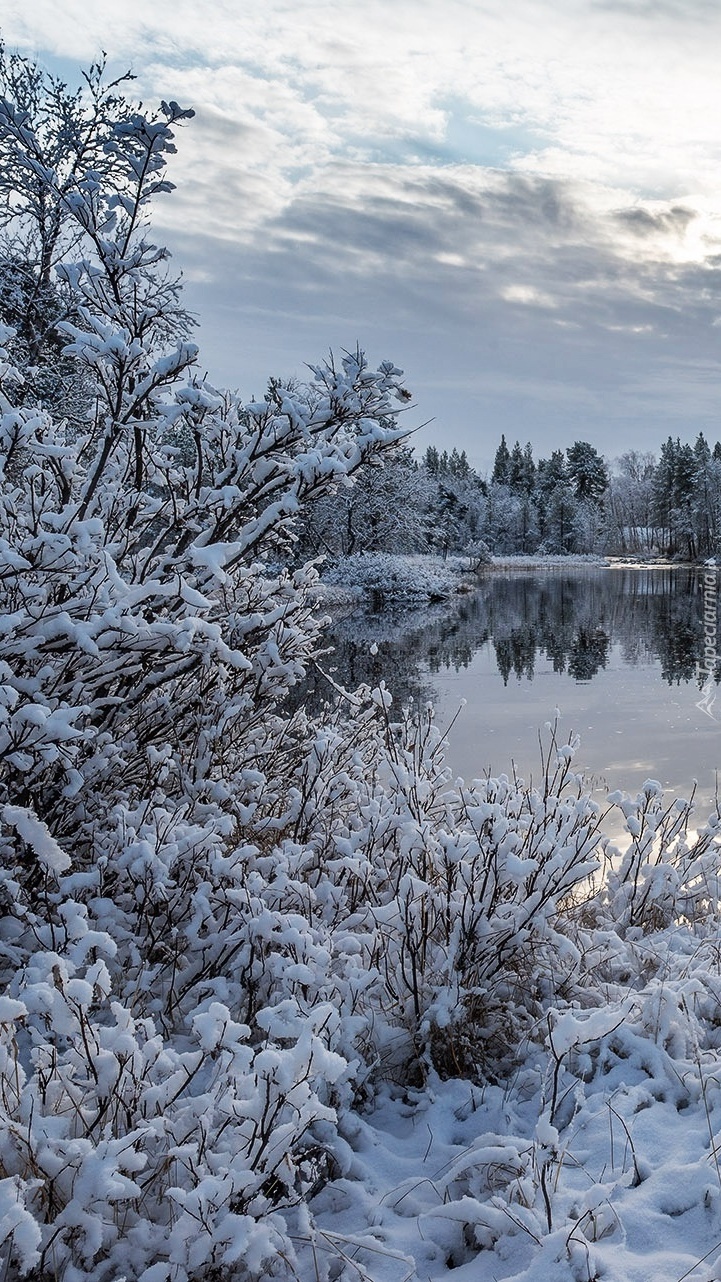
313,551,714,607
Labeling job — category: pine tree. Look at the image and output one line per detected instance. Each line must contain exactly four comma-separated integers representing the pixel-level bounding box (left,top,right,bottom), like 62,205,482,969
492,433,511,485
423,443,440,475
536,452,578,552
692,432,714,557
566,440,608,503
509,440,525,492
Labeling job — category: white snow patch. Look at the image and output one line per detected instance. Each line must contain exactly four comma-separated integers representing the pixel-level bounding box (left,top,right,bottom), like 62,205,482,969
2,805,71,872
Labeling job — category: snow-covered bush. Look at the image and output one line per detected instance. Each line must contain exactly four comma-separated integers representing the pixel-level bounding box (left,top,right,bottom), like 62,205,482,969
0,59,411,1279
465,538,492,571
585,780,721,934
322,551,468,602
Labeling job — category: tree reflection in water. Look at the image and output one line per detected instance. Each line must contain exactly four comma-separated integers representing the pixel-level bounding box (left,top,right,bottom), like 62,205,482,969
310,566,719,707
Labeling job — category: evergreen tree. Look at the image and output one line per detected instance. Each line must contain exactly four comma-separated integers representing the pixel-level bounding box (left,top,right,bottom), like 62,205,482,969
492,433,511,485
423,443,440,475
674,441,697,558
692,432,714,557
509,440,525,492
449,446,470,478
508,441,537,503
522,442,536,494
566,440,608,503
652,437,674,551
537,452,577,552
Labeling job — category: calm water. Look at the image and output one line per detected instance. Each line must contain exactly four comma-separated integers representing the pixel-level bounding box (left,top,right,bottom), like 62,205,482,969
320,566,721,818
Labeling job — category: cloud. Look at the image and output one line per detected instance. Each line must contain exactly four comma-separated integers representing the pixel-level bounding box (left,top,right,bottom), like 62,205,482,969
4,0,721,467
6,0,721,187
156,152,721,466
613,206,697,237
502,286,558,308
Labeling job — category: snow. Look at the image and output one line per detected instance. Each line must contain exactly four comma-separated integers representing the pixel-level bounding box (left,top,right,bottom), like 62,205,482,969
315,551,614,607
321,552,471,602
307,1025,721,1282
2,804,72,872
490,554,611,570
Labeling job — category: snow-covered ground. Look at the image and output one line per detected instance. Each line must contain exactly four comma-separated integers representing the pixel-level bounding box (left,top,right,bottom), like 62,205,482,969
316,1069,721,1282
309,920,721,1282
489,554,610,570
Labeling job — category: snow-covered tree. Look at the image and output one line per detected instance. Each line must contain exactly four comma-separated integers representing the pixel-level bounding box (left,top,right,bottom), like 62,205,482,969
491,432,511,485
565,439,608,503
605,449,657,554
534,451,578,553
299,441,432,556
0,46,149,427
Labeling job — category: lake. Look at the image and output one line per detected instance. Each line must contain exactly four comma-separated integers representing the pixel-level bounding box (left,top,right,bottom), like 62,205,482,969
320,565,721,822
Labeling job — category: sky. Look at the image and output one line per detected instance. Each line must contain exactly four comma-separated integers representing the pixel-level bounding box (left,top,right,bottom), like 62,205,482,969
4,0,721,472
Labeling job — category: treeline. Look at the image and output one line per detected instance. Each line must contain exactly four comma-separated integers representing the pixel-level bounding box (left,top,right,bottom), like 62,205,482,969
299,431,721,560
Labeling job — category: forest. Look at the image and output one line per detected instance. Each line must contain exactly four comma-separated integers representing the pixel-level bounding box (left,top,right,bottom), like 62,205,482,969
3,47,721,1282
301,433,721,561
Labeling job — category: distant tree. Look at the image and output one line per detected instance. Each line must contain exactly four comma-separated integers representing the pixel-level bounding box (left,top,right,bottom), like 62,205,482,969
619,449,657,484
522,442,536,492
434,483,470,557
506,440,522,493
651,437,701,557
449,446,470,478
651,437,677,553
536,452,578,552
492,433,511,485
484,482,520,553
300,443,433,556
537,449,568,493
674,442,697,557
507,441,537,511
605,450,657,554
423,443,440,475
409,444,486,555
565,441,608,503
692,431,715,557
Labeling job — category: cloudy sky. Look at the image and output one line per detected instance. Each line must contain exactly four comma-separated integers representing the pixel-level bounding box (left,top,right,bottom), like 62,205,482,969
4,0,721,470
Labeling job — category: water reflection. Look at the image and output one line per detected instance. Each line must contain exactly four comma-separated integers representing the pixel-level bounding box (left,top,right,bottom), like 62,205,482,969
463,567,713,687
311,566,721,806
318,567,719,701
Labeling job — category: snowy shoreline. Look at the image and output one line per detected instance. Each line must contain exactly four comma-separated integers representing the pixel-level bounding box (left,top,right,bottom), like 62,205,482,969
313,550,702,608
315,552,473,605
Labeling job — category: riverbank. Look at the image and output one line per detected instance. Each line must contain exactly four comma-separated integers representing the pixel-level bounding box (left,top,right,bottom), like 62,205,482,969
314,550,617,607
314,551,718,608
488,553,610,570
316,552,472,605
